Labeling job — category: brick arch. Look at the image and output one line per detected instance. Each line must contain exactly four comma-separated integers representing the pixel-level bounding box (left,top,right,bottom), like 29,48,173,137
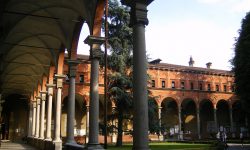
181,98,197,136
161,97,179,130
181,98,196,109
160,97,178,107
200,99,213,108
199,99,214,138
216,99,230,127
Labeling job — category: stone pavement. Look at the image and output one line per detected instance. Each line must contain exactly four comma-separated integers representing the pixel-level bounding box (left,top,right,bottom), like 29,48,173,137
227,143,250,150
0,141,37,150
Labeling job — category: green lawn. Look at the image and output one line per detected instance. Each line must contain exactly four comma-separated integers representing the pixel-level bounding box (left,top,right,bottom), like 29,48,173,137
108,142,212,150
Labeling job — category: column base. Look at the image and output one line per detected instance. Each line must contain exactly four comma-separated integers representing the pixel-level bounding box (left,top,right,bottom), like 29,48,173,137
44,138,52,141
53,140,62,150
159,135,164,141
85,143,104,150
132,146,150,150
65,143,85,150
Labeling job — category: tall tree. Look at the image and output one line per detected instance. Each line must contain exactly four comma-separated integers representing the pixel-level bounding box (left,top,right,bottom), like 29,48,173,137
103,0,158,146
103,0,133,147
232,12,250,115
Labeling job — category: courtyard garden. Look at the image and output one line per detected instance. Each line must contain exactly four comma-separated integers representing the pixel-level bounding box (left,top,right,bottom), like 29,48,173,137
108,142,213,150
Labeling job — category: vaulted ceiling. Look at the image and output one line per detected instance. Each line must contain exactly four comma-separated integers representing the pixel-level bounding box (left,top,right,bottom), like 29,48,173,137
0,0,100,98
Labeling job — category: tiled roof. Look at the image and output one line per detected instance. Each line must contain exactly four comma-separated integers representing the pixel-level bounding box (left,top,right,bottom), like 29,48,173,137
149,63,234,76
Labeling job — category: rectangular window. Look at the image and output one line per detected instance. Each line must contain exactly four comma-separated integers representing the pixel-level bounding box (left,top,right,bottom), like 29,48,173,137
53,73,56,82
199,83,203,90
231,85,235,92
207,84,211,91
152,80,155,88
216,85,219,92
190,82,194,90
171,81,175,89
181,81,185,89
66,74,70,82
223,85,227,92
162,81,165,88
80,74,84,83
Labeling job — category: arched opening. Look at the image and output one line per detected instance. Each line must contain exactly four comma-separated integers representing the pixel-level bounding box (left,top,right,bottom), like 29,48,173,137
232,101,246,137
181,98,197,139
77,23,90,55
161,97,178,137
2,94,28,142
200,99,214,138
148,98,158,133
61,94,88,143
216,100,230,131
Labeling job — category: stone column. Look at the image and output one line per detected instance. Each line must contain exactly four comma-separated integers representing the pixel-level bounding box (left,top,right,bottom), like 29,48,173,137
84,35,105,150
35,96,41,138
178,105,183,140
158,106,162,132
85,104,90,144
28,102,33,137
39,91,47,139
45,84,55,141
53,74,66,149
32,101,37,137
65,60,79,145
213,107,218,131
111,106,117,143
196,107,201,139
121,1,153,149
229,107,235,137
158,106,163,141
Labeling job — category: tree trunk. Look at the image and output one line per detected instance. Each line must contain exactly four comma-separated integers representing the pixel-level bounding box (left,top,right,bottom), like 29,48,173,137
116,105,123,147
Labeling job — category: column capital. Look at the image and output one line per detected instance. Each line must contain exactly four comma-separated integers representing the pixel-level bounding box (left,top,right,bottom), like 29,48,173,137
54,74,66,88
121,1,153,26
46,84,56,88
46,84,56,96
40,91,47,94
36,97,41,105
35,96,41,100
84,35,105,59
84,35,105,46
66,59,80,77
40,91,47,101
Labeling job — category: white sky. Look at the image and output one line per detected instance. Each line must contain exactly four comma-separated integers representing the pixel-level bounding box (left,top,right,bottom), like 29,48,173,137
78,0,250,70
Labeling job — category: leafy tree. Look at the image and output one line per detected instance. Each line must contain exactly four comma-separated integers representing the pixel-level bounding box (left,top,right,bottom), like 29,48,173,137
102,0,133,147
232,12,250,115
102,0,158,146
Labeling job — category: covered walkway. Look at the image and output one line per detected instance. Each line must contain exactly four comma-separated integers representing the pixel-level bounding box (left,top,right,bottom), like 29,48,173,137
0,141,37,150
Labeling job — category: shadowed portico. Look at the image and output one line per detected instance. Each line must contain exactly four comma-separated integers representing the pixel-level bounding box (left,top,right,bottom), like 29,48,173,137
0,0,154,150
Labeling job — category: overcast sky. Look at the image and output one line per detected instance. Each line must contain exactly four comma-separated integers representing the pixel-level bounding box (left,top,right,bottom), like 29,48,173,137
78,0,250,70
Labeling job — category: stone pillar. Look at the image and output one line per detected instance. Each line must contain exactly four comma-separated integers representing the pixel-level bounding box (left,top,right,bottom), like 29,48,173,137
111,106,117,143
178,105,183,140
158,106,162,132
196,107,201,139
65,60,79,145
28,102,33,137
35,96,41,138
213,107,218,131
45,84,55,141
84,35,105,150
121,1,153,149
32,101,37,137
229,107,235,137
39,91,47,139
85,104,90,144
158,106,163,141
53,74,66,149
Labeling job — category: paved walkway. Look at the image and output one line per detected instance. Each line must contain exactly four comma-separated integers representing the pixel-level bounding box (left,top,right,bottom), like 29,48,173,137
227,143,250,150
0,141,37,150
